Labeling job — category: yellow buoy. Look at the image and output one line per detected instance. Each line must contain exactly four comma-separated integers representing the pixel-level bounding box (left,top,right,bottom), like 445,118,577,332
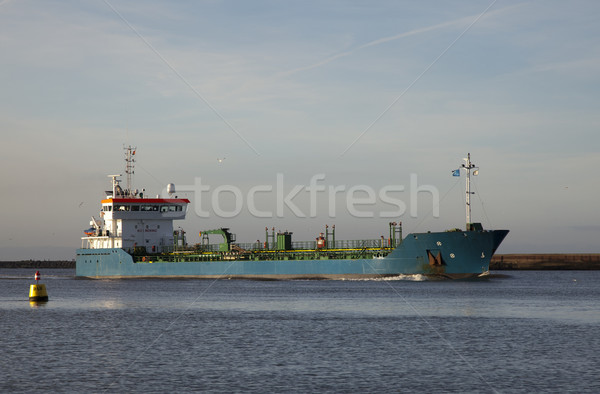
29,284,49,301
29,271,48,302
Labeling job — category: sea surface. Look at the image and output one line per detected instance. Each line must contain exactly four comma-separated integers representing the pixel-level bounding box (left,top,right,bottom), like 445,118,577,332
1,269,598,393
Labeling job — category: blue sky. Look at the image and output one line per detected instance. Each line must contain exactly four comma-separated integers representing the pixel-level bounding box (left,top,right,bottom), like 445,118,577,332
1,0,599,259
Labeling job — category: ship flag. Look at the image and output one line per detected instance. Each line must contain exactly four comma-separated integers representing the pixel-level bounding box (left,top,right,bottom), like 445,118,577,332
452,169,460,177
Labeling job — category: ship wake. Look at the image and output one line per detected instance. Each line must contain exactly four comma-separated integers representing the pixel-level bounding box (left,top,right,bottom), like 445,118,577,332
343,274,428,282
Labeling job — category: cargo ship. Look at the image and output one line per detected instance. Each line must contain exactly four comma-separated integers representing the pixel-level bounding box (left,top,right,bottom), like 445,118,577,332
76,147,508,279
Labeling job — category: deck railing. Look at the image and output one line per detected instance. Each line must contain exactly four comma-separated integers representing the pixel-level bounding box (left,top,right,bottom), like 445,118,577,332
184,238,387,253
80,238,395,252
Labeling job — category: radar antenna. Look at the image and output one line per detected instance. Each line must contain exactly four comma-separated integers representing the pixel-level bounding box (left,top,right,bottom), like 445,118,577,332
124,145,136,195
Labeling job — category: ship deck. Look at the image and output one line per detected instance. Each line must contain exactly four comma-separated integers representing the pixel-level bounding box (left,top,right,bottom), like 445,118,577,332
133,246,395,263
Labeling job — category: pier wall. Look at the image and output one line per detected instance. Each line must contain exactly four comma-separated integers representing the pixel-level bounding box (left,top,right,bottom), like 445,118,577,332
491,254,600,270
0,260,75,269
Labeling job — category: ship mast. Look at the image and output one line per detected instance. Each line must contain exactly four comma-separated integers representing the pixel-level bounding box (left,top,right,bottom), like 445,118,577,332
460,153,478,230
124,145,136,194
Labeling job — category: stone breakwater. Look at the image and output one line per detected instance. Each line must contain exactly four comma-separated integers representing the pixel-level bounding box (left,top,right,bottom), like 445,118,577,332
491,254,600,270
0,260,75,269
1,255,600,270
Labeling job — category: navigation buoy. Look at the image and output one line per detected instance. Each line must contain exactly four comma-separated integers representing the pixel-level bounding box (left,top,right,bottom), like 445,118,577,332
29,271,48,302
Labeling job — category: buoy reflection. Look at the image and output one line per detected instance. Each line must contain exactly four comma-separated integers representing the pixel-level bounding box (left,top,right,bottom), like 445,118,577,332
29,300,48,308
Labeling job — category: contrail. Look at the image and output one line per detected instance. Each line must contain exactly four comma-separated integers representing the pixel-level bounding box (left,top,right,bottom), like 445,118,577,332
102,0,261,156
279,4,522,78
337,1,520,157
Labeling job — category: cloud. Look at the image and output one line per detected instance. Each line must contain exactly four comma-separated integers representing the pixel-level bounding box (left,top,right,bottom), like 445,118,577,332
532,57,600,74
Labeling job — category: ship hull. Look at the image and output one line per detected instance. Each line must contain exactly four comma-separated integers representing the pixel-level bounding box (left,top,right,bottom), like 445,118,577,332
76,230,508,279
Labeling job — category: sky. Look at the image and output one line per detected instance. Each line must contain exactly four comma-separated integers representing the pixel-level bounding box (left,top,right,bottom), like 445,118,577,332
1,0,599,260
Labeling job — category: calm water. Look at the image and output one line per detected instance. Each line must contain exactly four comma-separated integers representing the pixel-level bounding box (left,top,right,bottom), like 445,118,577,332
1,269,599,393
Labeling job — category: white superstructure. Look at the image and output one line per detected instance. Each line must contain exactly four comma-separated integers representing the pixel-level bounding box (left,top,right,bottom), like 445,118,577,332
81,146,189,253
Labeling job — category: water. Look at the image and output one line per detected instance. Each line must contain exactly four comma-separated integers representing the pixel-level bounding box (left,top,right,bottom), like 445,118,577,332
1,270,599,393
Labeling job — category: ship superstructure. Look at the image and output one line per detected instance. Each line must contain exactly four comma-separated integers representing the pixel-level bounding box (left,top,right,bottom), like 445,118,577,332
81,146,190,253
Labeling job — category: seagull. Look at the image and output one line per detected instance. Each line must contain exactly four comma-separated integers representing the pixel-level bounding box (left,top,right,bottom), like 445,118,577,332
217,157,226,163
79,202,85,208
